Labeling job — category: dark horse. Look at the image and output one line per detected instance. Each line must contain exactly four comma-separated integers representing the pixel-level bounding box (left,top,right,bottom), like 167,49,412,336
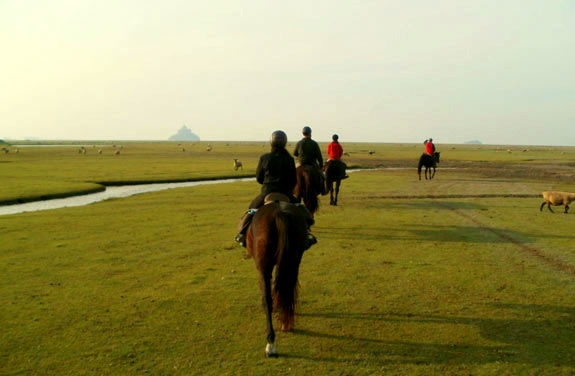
324,159,346,206
294,165,324,215
246,195,307,357
418,152,440,180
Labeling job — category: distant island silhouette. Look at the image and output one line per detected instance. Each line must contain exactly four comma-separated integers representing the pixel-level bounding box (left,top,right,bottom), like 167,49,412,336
464,140,483,144
169,125,200,141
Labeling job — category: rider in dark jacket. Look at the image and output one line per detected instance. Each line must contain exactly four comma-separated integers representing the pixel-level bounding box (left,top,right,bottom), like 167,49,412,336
293,126,323,168
235,130,316,249
293,126,326,194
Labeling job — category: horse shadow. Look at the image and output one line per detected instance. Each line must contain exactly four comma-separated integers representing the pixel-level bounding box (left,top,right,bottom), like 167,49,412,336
313,224,571,244
288,303,575,367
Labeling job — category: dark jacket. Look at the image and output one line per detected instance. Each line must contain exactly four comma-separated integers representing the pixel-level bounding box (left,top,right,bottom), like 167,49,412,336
293,137,323,168
256,148,297,196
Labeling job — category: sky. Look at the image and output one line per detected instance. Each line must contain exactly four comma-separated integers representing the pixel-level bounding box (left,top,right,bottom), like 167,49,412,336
1,0,574,145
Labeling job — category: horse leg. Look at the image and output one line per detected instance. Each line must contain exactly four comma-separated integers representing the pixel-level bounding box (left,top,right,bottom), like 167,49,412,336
425,167,429,180
565,205,569,214
547,203,554,213
261,270,277,357
329,180,334,205
432,166,436,179
334,180,341,206
540,201,546,211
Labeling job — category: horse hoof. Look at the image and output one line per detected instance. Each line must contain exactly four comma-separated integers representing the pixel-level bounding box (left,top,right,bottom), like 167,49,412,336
265,343,278,358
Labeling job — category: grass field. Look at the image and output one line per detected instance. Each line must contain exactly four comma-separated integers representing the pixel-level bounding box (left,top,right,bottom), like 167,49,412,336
1,143,575,375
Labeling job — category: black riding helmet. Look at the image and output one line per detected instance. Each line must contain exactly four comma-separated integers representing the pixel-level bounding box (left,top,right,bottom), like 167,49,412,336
270,130,287,148
302,126,312,136
332,134,339,141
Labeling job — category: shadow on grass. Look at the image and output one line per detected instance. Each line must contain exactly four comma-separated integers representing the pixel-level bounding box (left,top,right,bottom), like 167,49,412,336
314,224,573,244
289,304,575,366
364,201,488,211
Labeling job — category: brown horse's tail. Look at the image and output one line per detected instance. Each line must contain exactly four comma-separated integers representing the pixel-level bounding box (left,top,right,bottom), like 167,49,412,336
418,154,424,175
298,167,319,214
273,210,302,331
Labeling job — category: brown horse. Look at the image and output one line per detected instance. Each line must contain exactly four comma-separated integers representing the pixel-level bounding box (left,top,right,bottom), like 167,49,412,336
294,165,324,215
246,198,307,357
324,160,346,206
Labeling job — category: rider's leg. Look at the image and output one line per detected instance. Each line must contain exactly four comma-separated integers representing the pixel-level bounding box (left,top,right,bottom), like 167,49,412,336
235,194,265,247
293,201,317,250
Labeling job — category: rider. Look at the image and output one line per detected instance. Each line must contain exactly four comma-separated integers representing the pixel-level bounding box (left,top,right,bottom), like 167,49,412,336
293,126,326,193
425,138,436,155
326,134,348,179
234,130,317,249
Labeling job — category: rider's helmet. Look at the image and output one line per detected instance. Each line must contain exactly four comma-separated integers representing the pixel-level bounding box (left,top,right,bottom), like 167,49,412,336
270,130,287,148
302,126,312,136
332,134,339,141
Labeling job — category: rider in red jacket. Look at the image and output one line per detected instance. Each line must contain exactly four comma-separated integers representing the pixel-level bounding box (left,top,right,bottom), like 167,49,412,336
327,136,343,160
425,138,436,155
326,134,348,179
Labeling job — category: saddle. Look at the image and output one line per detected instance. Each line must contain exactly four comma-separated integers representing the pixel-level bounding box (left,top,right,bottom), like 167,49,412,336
264,193,290,205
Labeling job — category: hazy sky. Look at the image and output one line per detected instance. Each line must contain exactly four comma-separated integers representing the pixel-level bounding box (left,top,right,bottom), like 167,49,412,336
1,1,574,144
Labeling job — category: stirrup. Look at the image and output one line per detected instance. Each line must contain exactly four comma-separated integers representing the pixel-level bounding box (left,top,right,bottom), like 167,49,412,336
235,233,246,248
303,234,317,251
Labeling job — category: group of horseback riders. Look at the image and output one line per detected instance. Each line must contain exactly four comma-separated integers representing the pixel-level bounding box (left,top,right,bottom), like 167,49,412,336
234,126,348,251
235,127,438,250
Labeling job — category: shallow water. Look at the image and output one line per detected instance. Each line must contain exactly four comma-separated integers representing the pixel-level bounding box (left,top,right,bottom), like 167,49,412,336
0,178,255,216
0,167,419,216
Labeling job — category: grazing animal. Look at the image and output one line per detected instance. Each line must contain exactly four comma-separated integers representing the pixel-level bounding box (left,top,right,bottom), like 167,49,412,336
15,149,19,154
324,159,346,206
98,149,103,154
182,148,186,152
233,158,243,171
246,200,307,357
343,152,350,157
540,191,575,214
368,150,375,155
294,165,323,215
418,152,440,180
2,148,9,154
114,150,120,155
206,145,212,152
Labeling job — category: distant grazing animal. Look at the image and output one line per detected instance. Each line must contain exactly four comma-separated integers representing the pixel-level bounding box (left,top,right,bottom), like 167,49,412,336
343,152,350,157
507,149,512,153
540,191,575,214
368,150,375,155
324,159,347,206
294,165,324,215
15,149,19,154
112,144,116,148
182,148,186,152
233,158,243,171
206,145,212,152
2,148,9,154
98,149,103,154
246,198,307,357
114,150,120,155
418,152,440,180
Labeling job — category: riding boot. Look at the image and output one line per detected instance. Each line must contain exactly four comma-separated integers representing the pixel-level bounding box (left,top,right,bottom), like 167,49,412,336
234,209,256,247
295,203,317,251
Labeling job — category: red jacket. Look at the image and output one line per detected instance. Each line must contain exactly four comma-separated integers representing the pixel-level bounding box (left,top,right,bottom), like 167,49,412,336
327,141,343,160
425,141,435,155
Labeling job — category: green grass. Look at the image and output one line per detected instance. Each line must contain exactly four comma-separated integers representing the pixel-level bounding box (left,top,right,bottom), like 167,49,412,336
1,163,575,375
2,141,574,204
